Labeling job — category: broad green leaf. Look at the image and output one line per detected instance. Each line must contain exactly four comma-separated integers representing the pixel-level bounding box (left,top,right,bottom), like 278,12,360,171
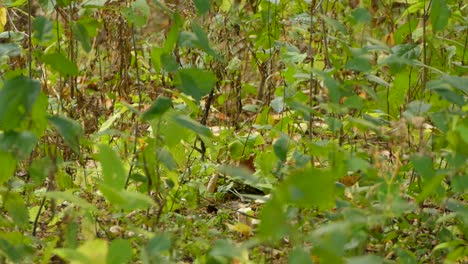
381,44,419,73
150,47,163,73
0,131,37,160
258,197,289,241
157,147,177,171
29,157,53,186
209,240,245,260
326,117,343,132
430,0,450,33
410,154,435,180
98,145,127,190
352,8,371,24
142,97,173,121
43,191,97,212
344,95,364,110
273,135,289,162
77,239,108,264
194,0,211,16
107,239,133,264
42,53,79,76
416,173,446,203
122,0,149,28
442,75,468,94
146,233,171,258
73,22,91,53
321,15,346,34
30,92,49,137
98,183,155,210
54,248,90,264
48,115,83,154
279,167,335,210
0,43,21,58
174,68,217,102
173,114,213,137
0,76,41,130
163,13,183,52
192,23,219,59
346,255,384,264
0,238,22,262
289,248,314,264
161,52,179,72
451,174,468,193
312,69,341,104
33,16,53,44
431,87,465,106
0,151,16,184
3,192,29,228
345,56,371,72
270,96,285,113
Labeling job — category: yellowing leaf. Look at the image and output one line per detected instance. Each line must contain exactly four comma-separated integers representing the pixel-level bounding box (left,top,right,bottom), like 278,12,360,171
227,222,253,236
0,7,7,32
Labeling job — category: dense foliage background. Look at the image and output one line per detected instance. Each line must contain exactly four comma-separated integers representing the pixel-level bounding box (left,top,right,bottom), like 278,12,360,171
0,0,466,263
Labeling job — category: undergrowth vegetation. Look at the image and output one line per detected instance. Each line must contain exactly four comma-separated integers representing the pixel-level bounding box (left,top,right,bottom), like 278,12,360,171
0,0,466,263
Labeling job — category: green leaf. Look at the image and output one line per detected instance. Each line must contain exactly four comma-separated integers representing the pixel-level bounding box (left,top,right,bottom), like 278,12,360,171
258,197,289,241
289,248,314,264
122,0,149,28
442,75,468,94
410,154,435,179
321,15,346,34
29,157,54,186
0,151,16,184
3,192,29,228
273,135,289,162
312,69,341,104
73,22,91,53
107,239,133,264
194,0,211,16
270,96,285,113
157,147,177,171
174,68,217,102
209,240,242,259
345,56,371,72
0,43,21,58
76,239,108,263
33,16,54,44
163,13,183,52
279,167,335,210
352,8,371,24
0,238,22,263
146,233,172,258
0,131,37,160
98,145,127,190
142,97,173,121
428,80,465,106
160,52,179,72
192,23,219,59
173,114,213,137
42,53,79,76
98,183,155,210
150,47,163,73
430,0,450,33
0,76,41,130
48,115,83,154
346,255,384,264
30,92,49,137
